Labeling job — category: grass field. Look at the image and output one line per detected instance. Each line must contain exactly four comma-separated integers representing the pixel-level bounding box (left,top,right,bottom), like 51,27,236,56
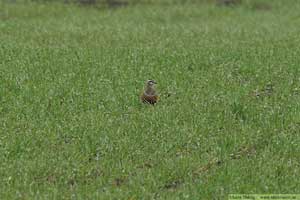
1,0,300,199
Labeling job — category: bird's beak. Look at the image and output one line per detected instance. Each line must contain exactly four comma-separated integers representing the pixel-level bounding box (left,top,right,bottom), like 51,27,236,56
153,81,157,84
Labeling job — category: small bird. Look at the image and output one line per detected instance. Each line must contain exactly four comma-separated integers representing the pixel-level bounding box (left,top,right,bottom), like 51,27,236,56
140,80,159,105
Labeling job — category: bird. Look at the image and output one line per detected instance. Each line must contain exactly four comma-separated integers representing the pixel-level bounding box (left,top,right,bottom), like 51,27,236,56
140,80,159,105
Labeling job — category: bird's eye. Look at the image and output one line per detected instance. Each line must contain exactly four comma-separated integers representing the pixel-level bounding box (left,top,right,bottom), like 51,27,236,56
147,80,156,85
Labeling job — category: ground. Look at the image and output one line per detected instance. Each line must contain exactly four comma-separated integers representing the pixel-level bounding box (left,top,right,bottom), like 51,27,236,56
0,0,300,199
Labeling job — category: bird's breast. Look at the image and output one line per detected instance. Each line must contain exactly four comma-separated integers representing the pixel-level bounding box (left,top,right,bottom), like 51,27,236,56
141,93,159,105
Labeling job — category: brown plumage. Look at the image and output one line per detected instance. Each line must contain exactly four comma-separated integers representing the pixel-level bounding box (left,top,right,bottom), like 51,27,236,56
140,80,159,105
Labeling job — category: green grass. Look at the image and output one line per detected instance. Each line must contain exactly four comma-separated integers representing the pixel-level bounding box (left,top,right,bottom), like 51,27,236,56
1,0,300,199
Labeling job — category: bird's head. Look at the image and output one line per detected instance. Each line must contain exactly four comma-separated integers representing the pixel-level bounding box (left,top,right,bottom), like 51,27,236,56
146,79,157,87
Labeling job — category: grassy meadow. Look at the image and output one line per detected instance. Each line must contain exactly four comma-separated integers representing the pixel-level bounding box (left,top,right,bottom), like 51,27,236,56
0,0,300,199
